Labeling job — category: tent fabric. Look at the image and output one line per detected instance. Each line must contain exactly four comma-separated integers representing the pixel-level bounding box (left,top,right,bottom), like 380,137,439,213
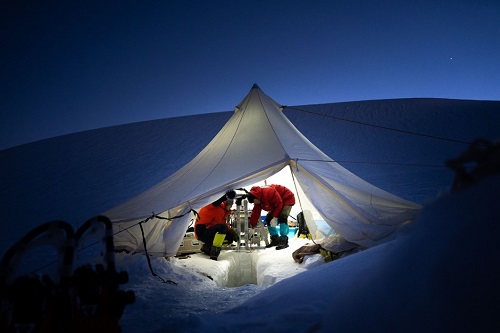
104,84,421,255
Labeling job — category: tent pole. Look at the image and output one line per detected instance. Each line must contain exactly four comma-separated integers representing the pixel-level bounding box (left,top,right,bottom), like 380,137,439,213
244,199,249,251
236,203,241,252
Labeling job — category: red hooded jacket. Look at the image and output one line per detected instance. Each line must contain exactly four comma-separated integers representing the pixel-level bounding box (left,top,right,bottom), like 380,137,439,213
248,184,295,227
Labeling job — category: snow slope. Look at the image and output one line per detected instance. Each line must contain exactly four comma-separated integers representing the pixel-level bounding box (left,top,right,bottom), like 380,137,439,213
1,97,499,332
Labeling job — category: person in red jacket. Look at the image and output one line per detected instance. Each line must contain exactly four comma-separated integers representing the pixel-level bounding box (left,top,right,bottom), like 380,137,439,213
195,190,238,260
246,184,295,250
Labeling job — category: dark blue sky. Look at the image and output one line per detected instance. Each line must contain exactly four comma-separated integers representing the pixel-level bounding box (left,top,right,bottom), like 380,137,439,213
2,0,499,149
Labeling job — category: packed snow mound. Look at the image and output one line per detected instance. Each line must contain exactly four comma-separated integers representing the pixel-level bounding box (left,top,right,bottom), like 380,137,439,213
173,238,326,288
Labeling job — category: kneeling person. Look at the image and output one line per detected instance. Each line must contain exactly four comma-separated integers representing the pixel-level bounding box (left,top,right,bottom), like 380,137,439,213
194,190,238,260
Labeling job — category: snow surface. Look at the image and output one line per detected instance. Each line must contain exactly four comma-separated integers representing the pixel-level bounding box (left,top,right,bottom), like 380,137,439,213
117,237,326,333
115,175,500,333
1,98,500,332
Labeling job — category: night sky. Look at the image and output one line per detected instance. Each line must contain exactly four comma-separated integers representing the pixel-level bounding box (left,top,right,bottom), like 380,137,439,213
2,0,499,150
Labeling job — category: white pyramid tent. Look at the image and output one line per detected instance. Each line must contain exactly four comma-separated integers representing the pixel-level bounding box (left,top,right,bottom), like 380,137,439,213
104,84,421,256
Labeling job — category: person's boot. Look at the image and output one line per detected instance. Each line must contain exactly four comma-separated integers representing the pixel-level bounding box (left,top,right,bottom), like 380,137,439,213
200,243,211,255
276,236,289,250
209,245,222,260
210,232,226,260
266,235,279,248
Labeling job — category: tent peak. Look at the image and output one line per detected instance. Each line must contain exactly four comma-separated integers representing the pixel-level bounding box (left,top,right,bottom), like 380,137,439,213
252,83,260,89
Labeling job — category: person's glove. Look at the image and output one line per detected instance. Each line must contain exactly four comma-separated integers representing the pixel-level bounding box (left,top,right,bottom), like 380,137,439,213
265,214,273,225
228,228,239,242
226,190,236,200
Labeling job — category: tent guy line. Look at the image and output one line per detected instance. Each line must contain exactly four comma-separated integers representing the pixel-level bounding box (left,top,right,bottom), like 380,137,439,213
299,158,446,168
286,106,473,145
137,218,177,285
